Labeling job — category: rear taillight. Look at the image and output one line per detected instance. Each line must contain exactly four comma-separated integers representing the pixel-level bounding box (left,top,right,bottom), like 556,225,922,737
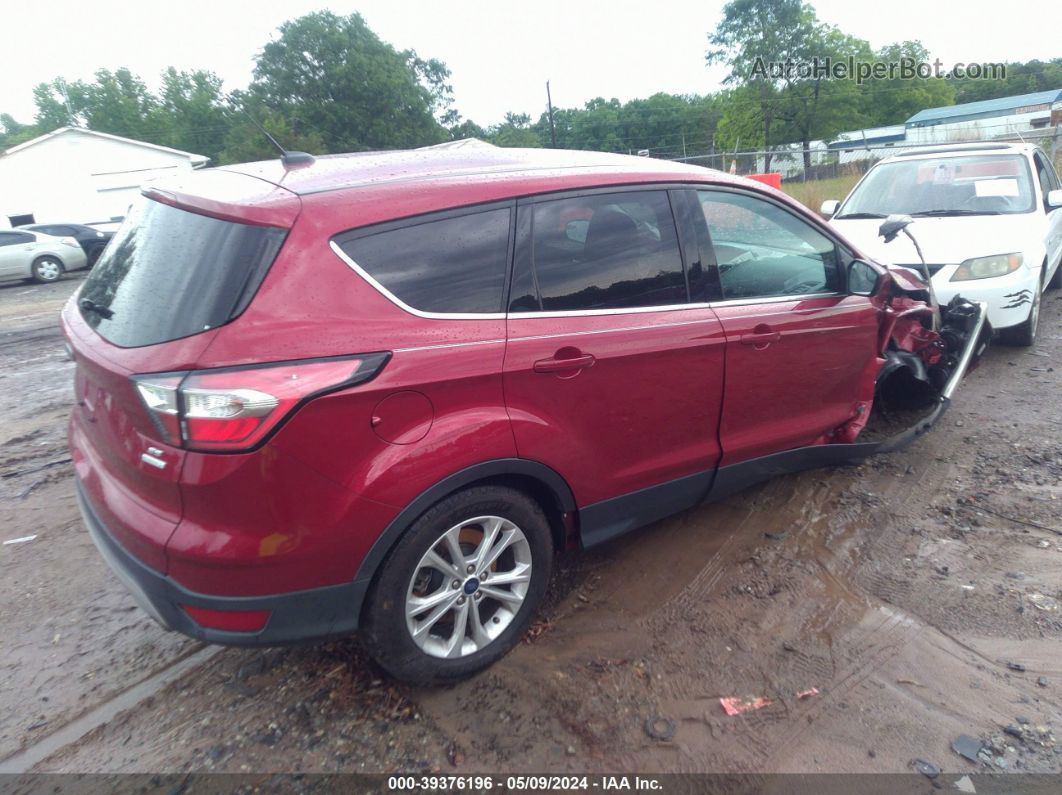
134,376,182,442
132,354,388,452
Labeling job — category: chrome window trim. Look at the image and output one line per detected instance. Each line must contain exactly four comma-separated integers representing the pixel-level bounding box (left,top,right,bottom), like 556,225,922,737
329,240,506,321
509,302,708,319
332,235,845,321
507,292,844,319
707,291,842,308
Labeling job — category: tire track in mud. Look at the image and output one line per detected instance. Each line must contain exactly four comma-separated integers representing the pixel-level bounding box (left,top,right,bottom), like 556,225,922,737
612,476,924,773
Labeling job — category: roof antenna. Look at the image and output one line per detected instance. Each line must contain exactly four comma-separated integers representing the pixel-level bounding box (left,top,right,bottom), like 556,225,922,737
244,111,315,167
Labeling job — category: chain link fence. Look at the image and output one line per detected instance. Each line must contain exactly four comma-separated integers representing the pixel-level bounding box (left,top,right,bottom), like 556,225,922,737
662,126,1062,209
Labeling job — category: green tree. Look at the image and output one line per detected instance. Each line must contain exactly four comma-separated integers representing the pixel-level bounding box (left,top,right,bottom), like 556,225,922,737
32,78,83,129
79,68,159,139
951,58,1062,105
245,10,452,152
715,85,769,169
448,118,488,141
860,42,954,128
218,98,325,164
486,112,541,148
707,0,817,170
776,27,871,169
31,68,160,141
0,113,36,149
149,68,230,163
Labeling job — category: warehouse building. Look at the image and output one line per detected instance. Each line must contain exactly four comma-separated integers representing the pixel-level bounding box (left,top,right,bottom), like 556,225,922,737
0,127,208,229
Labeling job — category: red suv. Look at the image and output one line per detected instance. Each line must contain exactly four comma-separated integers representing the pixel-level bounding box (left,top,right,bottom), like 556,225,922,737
64,147,986,683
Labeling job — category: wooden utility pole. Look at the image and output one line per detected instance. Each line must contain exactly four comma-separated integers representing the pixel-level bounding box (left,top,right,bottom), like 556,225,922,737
546,81,557,148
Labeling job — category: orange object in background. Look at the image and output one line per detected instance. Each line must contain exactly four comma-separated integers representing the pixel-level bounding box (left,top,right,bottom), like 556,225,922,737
747,173,782,190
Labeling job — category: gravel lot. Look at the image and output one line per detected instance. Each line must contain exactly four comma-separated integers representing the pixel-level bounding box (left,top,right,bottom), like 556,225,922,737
1,272,1061,776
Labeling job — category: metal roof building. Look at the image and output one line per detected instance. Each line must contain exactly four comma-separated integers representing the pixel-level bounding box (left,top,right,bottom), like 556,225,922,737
906,89,1062,128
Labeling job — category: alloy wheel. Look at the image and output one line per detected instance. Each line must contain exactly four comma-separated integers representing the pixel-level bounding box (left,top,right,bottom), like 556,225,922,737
405,515,532,659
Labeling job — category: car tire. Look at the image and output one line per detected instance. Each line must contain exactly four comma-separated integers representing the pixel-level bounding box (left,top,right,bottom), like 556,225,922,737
31,256,65,284
361,485,553,684
999,278,1041,347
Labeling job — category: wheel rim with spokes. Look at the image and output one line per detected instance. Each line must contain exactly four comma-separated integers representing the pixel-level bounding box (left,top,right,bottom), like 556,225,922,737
405,515,532,659
36,259,61,281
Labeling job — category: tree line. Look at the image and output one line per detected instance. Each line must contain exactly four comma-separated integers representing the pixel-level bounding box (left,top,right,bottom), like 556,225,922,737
1,4,1058,167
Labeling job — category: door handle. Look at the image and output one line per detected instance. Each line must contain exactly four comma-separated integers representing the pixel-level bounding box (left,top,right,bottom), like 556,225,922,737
533,353,596,373
739,326,780,347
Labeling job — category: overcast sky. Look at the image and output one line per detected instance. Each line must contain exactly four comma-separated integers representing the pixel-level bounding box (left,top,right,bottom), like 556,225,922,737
2,0,1058,128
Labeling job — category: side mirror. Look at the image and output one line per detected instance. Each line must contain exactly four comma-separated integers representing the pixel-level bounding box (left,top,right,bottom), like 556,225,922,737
848,259,880,297
820,199,839,218
878,214,914,243
1047,189,1062,209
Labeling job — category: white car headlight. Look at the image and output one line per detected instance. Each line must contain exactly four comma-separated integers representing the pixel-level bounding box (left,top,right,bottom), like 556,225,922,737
951,253,1022,282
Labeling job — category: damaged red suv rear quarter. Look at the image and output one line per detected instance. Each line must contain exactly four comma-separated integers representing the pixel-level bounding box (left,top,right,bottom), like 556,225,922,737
63,148,987,684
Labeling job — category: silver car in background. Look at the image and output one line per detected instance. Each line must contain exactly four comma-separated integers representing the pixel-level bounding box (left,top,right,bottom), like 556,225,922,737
0,229,89,284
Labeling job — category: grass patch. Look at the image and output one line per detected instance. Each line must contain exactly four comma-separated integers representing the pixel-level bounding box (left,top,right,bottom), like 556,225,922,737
782,173,862,213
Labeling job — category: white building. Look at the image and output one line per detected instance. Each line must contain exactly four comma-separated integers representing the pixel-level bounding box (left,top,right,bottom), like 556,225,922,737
825,125,907,167
0,127,208,229
904,88,1062,146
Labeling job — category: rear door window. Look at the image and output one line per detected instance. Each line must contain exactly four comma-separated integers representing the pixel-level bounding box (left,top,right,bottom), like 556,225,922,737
333,206,512,315
0,232,33,246
78,197,287,347
512,190,687,312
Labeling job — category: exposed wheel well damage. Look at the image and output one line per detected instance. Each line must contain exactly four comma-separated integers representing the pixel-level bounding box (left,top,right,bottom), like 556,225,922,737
858,276,989,445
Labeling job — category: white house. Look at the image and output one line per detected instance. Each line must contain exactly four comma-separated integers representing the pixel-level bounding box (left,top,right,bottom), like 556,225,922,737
0,127,208,229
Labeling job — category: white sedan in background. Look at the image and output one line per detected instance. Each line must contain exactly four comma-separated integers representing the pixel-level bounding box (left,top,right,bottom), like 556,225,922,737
0,228,89,284
823,142,1062,345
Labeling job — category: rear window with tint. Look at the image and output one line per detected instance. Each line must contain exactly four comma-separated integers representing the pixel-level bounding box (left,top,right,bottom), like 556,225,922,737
78,198,286,347
334,207,511,314
516,191,686,312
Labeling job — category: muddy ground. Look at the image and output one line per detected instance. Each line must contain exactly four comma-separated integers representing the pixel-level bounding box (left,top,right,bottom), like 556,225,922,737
1,273,1061,777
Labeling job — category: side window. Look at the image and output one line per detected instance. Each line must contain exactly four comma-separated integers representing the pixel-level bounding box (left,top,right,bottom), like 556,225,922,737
1034,154,1052,198
335,207,511,314
516,191,687,312
1033,153,1060,206
697,191,842,300
0,232,33,247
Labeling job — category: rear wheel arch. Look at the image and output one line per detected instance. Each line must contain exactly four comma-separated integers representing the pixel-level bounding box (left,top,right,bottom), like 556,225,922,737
353,459,576,601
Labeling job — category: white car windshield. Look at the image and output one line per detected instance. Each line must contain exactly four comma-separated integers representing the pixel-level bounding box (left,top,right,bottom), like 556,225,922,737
837,154,1035,218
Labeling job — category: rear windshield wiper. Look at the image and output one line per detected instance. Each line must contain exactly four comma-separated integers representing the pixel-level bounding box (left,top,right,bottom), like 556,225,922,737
833,212,887,219
80,298,114,320
910,209,1001,217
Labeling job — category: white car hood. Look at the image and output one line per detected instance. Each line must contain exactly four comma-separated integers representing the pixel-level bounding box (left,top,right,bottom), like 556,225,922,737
831,213,1041,266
